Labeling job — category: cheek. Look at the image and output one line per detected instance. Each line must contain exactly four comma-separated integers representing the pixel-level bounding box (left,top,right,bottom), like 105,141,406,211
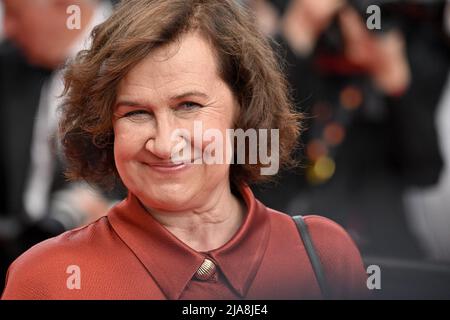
113,140,131,178
113,123,142,164
202,121,234,154
21,14,43,39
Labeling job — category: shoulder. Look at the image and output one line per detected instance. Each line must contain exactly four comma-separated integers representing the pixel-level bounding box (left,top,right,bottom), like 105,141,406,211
302,215,368,298
11,216,114,262
265,209,361,257
302,215,360,254
265,209,368,298
1,217,116,299
263,207,359,253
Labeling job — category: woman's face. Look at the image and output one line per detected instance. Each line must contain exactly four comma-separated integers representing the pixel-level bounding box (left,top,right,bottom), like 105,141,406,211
113,32,238,211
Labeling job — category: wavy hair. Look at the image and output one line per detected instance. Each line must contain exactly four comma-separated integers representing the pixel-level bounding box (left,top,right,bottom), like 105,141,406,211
60,0,302,189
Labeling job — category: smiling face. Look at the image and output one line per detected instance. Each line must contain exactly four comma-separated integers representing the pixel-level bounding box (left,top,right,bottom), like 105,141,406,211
113,32,238,212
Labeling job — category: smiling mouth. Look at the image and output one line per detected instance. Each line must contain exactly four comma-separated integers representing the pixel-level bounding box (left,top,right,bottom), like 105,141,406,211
144,161,190,173
150,161,186,166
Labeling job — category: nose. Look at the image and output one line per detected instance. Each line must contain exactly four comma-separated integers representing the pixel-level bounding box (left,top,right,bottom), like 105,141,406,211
145,116,181,160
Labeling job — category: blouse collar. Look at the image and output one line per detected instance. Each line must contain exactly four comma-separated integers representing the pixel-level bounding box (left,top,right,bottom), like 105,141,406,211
108,184,270,299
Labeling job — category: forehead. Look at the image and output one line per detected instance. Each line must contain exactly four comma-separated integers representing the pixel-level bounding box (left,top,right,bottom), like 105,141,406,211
117,32,222,97
3,0,42,12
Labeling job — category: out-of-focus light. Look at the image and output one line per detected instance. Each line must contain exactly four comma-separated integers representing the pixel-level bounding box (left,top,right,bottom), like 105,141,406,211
313,102,333,123
323,122,346,146
306,139,328,161
340,85,363,110
306,156,336,184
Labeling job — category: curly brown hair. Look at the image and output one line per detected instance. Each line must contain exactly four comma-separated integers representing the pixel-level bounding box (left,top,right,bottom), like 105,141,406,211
60,0,302,189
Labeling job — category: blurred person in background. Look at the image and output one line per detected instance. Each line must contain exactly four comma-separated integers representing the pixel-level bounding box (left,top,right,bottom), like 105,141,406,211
0,0,118,289
251,0,448,261
248,0,450,298
403,1,450,263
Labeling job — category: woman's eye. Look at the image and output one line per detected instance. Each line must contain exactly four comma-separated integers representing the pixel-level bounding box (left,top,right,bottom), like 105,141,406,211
177,102,202,111
123,110,153,121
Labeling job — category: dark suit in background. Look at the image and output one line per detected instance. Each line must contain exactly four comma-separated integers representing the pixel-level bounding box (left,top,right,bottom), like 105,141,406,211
0,42,66,289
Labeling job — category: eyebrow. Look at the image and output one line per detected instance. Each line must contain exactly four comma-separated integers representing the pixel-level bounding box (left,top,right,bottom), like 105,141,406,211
115,91,211,108
170,91,210,101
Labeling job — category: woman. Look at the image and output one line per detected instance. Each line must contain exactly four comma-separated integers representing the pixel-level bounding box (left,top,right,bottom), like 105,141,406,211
1,0,367,299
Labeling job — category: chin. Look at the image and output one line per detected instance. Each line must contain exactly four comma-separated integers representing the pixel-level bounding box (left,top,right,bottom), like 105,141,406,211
135,183,197,211
142,194,195,212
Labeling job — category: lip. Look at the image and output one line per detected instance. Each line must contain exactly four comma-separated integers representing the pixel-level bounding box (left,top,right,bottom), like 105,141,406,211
144,161,190,173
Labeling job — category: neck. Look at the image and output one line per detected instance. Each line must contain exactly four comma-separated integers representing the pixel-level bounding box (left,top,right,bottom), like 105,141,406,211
144,183,246,252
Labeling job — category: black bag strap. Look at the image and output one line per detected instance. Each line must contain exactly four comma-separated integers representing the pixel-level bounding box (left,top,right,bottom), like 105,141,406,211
292,215,331,299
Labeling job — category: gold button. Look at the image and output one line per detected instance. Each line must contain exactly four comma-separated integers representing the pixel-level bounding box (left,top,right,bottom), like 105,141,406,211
195,258,216,281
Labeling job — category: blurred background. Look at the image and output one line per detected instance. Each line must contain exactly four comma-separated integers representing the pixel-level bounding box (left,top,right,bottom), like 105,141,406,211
1,0,450,299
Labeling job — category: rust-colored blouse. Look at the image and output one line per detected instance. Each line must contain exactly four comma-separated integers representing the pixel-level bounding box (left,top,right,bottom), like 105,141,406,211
1,185,367,299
